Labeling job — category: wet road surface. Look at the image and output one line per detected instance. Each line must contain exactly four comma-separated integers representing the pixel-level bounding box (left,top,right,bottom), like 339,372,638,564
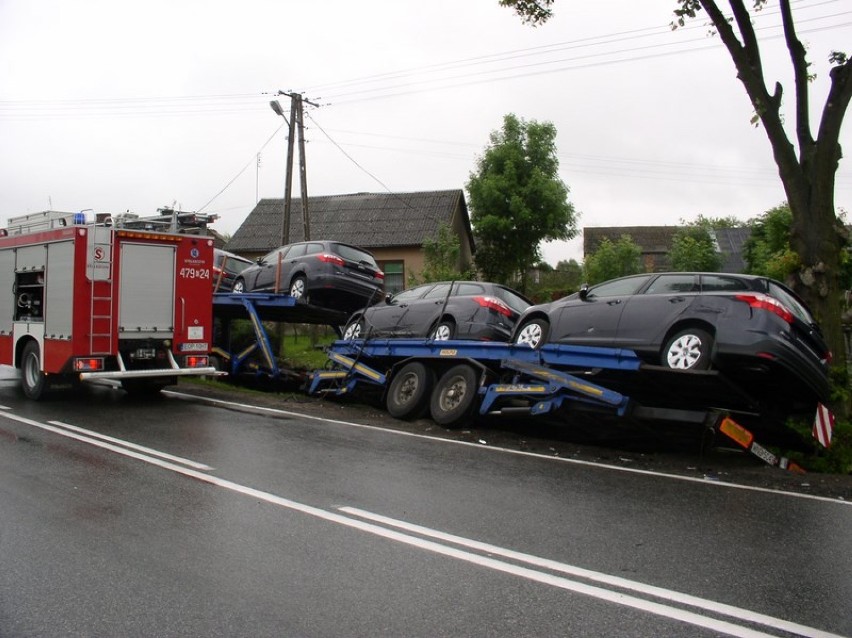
1,373,850,637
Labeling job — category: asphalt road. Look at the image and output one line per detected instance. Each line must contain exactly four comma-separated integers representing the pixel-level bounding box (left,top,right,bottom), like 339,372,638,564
1,375,851,637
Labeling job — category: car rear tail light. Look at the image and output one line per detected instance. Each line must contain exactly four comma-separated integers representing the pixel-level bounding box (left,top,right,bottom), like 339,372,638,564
474,295,512,317
317,253,346,267
734,293,794,324
375,271,385,280
185,355,209,368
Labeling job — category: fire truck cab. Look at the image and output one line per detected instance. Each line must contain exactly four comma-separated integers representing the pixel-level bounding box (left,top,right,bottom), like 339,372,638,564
0,210,217,399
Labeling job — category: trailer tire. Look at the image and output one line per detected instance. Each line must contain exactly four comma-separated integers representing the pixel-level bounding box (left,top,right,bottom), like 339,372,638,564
430,364,479,428
663,328,713,370
21,341,50,400
514,318,549,349
386,362,435,419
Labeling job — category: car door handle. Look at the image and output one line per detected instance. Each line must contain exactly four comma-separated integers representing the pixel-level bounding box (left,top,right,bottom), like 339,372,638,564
607,300,622,306
669,297,686,303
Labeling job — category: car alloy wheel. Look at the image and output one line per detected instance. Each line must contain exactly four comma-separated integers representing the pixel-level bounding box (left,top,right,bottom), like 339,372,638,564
515,319,549,349
431,321,454,341
664,328,713,370
343,319,363,340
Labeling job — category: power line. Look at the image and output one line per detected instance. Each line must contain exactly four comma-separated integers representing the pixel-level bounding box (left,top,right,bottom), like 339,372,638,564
197,122,286,213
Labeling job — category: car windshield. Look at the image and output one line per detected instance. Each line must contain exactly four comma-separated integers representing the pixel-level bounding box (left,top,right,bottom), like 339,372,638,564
222,257,251,275
767,281,816,323
494,287,531,313
334,243,378,268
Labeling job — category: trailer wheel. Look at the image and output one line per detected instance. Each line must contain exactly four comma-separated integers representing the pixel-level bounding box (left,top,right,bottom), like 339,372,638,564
514,318,549,349
430,364,479,428
663,328,713,370
386,362,435,419
21,341,50,400
430,320,455,341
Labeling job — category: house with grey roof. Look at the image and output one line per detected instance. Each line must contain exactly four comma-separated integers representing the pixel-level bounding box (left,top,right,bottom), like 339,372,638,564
583,225,751,273
226,190,474,293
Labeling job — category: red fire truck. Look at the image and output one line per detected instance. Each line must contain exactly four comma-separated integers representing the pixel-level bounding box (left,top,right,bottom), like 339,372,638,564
0,210,217,399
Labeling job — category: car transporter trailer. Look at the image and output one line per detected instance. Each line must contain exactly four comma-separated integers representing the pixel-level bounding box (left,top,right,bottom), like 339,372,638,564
308,337,815,472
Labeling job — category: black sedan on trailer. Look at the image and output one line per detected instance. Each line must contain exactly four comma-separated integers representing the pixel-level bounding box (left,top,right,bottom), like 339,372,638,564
511,272,831,406
233,240,384,313
342,281,531,341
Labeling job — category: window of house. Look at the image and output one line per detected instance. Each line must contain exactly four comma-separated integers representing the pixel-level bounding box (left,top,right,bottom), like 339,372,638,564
380,261,405,294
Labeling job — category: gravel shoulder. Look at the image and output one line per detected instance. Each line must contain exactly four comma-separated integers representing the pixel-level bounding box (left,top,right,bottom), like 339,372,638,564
172,379,852,503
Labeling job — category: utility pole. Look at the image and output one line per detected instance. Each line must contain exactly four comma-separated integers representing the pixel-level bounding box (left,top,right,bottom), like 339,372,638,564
270,91,319,244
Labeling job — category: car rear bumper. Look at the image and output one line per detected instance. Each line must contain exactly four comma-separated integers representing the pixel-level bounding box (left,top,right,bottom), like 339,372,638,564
715,333,830,403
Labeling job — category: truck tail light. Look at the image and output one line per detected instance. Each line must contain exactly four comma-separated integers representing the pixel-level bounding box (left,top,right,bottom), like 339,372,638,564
474,296,512,317
74,357,104,371
185,355,209,368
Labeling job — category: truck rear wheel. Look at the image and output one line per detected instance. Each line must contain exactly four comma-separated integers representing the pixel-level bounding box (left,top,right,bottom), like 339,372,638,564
430,363,479,428
386,362,434,419
21,341,50,400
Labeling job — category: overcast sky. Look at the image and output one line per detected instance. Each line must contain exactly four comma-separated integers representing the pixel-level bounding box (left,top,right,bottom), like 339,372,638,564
1,0,850,264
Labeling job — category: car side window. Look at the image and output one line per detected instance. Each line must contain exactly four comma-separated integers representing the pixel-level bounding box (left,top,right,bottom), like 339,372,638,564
455,283,485,296
587,275,651,298
645,274,698,294
390,286,431,304
305,242,323,255
262,246,288,263
700,275,749,292
287,244,307,259
423,284,452,299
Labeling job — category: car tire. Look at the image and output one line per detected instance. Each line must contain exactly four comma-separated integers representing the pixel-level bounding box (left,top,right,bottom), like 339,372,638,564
430,320,455,341
386,362,435,419
663,328,713,370
430,364,479,428
21,341,50,400
514,318,549,349
232,278,246,294
343,318,364,340
289,275,307,301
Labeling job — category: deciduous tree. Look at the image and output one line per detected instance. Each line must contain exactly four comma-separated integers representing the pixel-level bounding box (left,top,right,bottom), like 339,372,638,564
583,235,642,284
500,0,852,380
467,113,578,292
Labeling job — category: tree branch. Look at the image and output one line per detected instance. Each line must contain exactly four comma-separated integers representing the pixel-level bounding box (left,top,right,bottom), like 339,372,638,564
779,0,814,158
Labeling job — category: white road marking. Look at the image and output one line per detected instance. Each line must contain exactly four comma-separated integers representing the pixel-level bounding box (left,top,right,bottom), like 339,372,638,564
1,409,844,638
340,506,843,638
0,412,213,471
48,420,214,470
165,390,852,507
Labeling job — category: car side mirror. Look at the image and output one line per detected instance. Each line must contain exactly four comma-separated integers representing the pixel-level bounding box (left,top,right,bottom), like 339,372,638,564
385,293,394,304
578,284,589,300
